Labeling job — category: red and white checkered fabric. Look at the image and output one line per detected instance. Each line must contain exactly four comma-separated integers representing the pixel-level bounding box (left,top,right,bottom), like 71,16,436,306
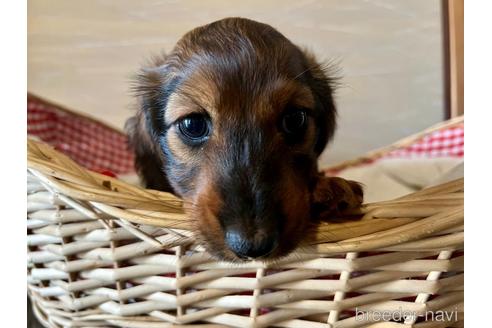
383,125,464,158
27,97,135,176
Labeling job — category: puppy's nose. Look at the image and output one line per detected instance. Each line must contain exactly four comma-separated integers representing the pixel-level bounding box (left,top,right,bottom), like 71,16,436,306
225,229,277,259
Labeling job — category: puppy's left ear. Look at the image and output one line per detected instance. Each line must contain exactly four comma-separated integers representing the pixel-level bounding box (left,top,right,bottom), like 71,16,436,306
126,58,174,191
301,50,338,155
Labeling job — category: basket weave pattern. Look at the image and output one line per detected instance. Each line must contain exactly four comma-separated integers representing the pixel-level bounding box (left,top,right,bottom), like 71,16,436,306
27,104,464,327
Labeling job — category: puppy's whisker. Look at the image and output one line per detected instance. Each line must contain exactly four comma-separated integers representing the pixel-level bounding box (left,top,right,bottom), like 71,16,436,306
292,64,318,81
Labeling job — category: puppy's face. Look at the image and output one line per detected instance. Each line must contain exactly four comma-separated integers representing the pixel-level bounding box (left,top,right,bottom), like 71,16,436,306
128,18,337,261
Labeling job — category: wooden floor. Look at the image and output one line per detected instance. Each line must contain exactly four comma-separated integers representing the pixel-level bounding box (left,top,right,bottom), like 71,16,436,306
28,0,445,165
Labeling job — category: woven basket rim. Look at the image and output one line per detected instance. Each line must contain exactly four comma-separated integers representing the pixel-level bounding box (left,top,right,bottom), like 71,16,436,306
325,115,464,172
27,106,464,255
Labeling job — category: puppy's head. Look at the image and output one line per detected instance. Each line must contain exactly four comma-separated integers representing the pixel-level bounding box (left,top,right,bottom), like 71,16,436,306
128,17,337,261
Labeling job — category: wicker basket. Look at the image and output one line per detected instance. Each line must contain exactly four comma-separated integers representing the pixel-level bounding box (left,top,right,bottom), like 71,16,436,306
27,96,464,328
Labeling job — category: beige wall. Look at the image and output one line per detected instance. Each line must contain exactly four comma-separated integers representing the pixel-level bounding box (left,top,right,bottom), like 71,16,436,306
28,0,444,166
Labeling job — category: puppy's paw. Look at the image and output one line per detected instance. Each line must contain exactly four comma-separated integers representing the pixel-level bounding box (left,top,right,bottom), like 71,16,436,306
312,176,364,220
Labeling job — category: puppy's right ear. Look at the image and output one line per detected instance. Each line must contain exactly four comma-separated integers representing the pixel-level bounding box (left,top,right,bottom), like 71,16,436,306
300,50,339,155
125,57,174,191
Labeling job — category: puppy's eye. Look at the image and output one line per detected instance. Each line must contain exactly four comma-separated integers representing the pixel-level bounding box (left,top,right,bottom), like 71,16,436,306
177,114,210,142
281,109,307,135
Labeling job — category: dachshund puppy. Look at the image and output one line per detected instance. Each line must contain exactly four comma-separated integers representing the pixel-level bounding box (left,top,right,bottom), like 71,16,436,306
126,17,363,261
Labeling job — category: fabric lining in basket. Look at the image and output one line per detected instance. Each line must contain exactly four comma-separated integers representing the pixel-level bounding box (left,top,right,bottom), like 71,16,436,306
28,94,135,176
27,94,464,328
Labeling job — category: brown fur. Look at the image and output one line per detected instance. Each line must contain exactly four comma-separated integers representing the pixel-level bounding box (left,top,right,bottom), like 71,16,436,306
126,17,363,261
